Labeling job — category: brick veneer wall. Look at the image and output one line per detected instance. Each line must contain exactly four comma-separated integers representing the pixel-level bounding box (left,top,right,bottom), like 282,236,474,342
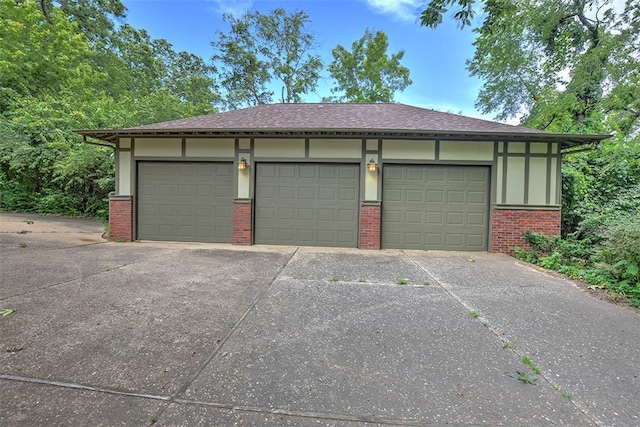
360,204,381,250
233,200,253,245
109,196,133,242
491,208,561,254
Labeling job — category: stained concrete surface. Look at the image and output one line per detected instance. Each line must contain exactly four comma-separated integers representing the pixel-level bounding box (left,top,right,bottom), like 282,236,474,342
1,213,639,426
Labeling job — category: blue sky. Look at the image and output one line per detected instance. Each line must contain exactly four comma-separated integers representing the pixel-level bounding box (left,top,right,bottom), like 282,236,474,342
121,0,489,119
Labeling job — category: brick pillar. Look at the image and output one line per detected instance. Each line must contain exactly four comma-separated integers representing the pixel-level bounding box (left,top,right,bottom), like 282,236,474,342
233,199,253,245
108,194,133,242
491,208,561,254
360,202,381,250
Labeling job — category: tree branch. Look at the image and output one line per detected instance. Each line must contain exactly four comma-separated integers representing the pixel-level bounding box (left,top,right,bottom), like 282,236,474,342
574,1,600,48
39,0,53,24
517,73,539,102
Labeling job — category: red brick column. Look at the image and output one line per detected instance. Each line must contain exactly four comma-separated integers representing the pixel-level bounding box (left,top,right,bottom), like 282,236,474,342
360,202,381,250
109,194,133,242
233,199,253,245
491,208,561,254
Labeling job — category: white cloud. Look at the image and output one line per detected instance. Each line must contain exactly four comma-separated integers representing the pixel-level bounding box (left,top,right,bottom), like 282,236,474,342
208,0,254,17
363,0,423,22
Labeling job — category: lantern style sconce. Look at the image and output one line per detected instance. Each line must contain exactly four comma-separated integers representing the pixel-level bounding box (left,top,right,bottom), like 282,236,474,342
367,158,377,172
237,157,248,170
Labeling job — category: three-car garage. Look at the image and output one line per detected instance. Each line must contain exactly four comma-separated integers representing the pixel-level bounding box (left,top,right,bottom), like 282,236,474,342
135,161,490,251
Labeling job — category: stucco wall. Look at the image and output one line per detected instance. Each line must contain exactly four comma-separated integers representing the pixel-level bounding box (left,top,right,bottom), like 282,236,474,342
113,136,562,208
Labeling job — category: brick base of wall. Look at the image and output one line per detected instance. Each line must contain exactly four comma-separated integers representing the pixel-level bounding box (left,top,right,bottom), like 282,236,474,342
360,203,381,250
491,208,561,254
233,200,253,245
109,196,133,242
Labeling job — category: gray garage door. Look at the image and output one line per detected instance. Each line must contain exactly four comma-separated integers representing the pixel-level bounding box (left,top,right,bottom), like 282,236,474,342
137,162,232,242
382,165,489,251
255,163,359,247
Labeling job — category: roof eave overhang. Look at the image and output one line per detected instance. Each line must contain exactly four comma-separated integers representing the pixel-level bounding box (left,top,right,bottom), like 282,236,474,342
75,128,611,150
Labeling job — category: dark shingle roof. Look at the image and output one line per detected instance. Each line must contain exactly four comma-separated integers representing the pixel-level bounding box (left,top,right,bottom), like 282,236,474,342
76,103,610,148
131,103,545,134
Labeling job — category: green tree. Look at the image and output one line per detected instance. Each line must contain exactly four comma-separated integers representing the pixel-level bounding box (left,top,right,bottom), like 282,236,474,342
211,8,322,109
326,29,412,103
35,0,126,46
0,0,99,102
0,0,219,219
420,0,640,136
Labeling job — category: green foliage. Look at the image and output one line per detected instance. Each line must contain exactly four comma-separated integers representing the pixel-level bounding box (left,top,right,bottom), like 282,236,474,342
540,252,562,270
515,227,640,307
0,0,218,220
598,224,640,287
421,0,476,28
562,138,640,238
421,0,640,137
521,356,541,375
211,8,322,109
326,29,412,103
505,370,538,384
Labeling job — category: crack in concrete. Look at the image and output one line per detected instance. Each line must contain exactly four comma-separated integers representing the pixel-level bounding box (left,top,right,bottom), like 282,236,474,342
152,246,302,422
400,251,600,427
0,247,185,302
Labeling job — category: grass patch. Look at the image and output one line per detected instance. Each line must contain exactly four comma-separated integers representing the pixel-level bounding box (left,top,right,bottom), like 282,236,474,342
503,340,517,349
521,356,541,374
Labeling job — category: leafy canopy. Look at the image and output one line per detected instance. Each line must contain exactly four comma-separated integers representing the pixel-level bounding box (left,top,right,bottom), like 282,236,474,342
211,8,322,109
420,0,640,136
326,29,412,103
0,0,220,219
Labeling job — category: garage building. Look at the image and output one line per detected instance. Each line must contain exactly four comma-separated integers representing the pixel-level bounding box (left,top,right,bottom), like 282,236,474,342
77,103,608,253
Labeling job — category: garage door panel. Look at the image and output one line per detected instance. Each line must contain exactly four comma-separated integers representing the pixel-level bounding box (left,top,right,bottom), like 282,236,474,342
448,169,466,182
446,212,464,225
318,209,334,221
384,210,402,223
299,166,317,178
407,168,425,181
340,167,357,179
427,169,445,181
338,209,356,222
279,186,295,199
468,191,486,204
468,212,486,225
447,191,465,204
255,164,359,247
339,188,356,201
405,233,422,245
318,188,334,200
426,212,443,225
467,234,484,247
382,165,489,251
137,162,232,243
406,190,424,203
338,231,356,243
427,190,444,203
469,169,489,182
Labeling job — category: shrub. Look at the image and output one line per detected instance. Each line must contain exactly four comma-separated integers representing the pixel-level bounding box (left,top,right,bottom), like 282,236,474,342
598,220,640,272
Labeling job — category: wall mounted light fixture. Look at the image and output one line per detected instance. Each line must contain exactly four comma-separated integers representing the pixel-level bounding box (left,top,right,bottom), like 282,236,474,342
237,157,248,170
368,158,377,172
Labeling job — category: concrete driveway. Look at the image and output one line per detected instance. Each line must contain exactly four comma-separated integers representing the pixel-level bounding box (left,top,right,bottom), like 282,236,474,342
1,213,638,426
